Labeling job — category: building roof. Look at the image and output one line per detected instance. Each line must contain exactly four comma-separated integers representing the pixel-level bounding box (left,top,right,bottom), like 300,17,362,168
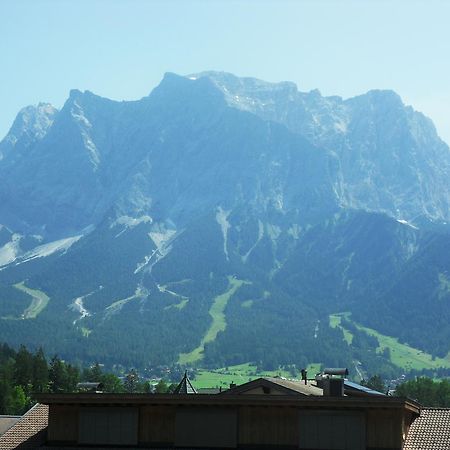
0,403,48,449
221,376,324,396
344,380,385,396
0,416,20,436
197,387,222,394
263,377,324,396
221,376,387,398
404,408,450,450
173,371,197,394
76,382,104,392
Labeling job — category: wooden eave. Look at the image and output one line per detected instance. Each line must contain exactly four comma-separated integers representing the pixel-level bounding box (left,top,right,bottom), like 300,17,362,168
34,393,421,414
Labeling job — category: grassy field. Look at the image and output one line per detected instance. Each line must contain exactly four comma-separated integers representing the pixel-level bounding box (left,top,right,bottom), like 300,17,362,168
192,362,322,389
357,322,450,371
329,313,353,344
178,276,248,365
329,312,450,371
14,281,50,319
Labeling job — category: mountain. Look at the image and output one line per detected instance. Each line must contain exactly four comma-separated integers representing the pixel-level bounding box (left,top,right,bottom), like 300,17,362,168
0,72,449,377
200,71,450,224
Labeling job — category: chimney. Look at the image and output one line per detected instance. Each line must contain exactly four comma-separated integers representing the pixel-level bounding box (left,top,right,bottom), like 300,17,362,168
321,368,348,397
301,368,308,385
323,378,344,397
230,381,236,389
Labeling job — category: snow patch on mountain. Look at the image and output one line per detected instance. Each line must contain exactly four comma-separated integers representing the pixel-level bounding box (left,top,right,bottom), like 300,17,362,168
266,223,282,241
149,226,177,252
243,220,264,263
0,234,21,267
71,101,100,169
112,215,153,227
70,288,101,324
0,103,58,161
105,285,148,317
396,219,419,230
0,233,82,270
135,225,177,274
157,283,188,300
112,215,153,237
20,235,82,263
216,206,231,261
287,224,302,239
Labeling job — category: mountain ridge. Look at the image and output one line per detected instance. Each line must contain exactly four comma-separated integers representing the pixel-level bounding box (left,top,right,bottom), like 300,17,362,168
0,72,449,376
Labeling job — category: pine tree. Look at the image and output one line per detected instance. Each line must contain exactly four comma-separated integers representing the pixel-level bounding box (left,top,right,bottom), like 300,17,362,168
49,356,67,393
142,381,153,393
124,369,139,393
0,359,15,414
14,345,33,395
361,375,385,393
155,379,169,393
65,365,80,392
32,348,48,393
87,363,103,382
101,373,123,393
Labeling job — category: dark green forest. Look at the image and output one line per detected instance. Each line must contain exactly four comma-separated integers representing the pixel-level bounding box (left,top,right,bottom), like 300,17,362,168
395,377,450,407
0,343,178,415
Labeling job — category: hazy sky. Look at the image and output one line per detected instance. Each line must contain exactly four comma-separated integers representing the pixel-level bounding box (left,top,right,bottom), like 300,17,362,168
1,0,450,143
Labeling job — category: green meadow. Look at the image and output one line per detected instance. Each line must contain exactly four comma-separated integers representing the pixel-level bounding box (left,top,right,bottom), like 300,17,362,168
192,362,322,389
178,277,248,365
329,312,450,371
13,282,50,319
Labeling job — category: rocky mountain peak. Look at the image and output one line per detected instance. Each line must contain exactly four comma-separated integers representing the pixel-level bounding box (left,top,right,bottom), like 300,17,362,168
0,103,58,161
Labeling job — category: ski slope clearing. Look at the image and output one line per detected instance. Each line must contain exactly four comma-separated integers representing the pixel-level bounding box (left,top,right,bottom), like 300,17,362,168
13,282,50,319
178,276,248,365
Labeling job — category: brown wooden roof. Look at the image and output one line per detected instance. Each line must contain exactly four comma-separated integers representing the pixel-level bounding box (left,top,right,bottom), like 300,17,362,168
404,408,450,450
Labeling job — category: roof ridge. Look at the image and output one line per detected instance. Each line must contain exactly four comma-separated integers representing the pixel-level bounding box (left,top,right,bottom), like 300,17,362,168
422,407,450,410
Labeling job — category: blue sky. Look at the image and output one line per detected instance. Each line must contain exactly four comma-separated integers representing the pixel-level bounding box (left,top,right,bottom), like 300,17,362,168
1,0,450,143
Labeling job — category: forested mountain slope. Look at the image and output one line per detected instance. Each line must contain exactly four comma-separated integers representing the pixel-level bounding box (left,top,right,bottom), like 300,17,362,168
0,72,449,376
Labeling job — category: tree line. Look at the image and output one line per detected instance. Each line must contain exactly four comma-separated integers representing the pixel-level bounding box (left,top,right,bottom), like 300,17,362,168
2,341,449,415
363,374,450,407
0,343,176,415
